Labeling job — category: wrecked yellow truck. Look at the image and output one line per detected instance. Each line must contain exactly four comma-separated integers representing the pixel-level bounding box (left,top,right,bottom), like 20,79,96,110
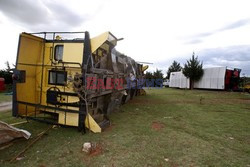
12,31,148,133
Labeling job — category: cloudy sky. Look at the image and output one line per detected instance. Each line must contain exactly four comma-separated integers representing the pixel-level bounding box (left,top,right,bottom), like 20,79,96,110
0,0,250,76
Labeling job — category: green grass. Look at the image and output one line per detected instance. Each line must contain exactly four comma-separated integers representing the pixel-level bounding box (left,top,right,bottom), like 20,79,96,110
0,93,12,103
0,88,250,166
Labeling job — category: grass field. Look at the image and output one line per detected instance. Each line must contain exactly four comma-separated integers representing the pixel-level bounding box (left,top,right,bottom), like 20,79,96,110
0,93,12,103
0,88,250,166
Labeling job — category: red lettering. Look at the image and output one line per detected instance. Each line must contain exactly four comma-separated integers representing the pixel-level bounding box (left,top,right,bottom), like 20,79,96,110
86,77,96,89
106,78,114,89
115,78,124,90
97,79,105,90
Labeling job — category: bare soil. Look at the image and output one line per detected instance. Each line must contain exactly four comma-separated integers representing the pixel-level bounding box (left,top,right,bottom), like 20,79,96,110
89,144,103,157
152,121,165,131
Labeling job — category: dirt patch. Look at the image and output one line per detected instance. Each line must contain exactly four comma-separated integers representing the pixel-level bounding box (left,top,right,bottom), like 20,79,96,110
103,124,114,133
39,165,46,167
89,144,103,157
152,121,165,131
82,144,103,165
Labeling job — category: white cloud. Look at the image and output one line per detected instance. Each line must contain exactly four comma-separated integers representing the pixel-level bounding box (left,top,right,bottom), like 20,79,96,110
0,0,250,75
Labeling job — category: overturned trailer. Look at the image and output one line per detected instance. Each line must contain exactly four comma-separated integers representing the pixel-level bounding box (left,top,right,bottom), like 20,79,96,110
12,31,148,133
169,67,241,90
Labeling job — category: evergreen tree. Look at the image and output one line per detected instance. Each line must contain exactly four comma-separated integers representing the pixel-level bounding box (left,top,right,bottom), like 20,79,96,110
166,60,182,79
183,52,203,89
153,69,164,79
144,69,164,87
145,71,154,79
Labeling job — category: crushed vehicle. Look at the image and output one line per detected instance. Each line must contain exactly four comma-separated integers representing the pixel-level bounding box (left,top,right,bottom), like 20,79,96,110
12,31,148,133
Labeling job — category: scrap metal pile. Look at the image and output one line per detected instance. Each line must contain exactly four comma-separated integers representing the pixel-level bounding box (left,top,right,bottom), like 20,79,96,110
72,32,147,131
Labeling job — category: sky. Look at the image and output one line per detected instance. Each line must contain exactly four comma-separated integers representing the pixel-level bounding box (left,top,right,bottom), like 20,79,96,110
0,0,250,76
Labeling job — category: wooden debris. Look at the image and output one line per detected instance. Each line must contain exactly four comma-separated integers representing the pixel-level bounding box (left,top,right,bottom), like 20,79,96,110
10,126,52,162
10,121,28,126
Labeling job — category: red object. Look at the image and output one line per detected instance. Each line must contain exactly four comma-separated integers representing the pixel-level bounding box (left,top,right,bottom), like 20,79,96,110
0,78,5,92
233,70,239,77
225,69,241,91
225,70,232,90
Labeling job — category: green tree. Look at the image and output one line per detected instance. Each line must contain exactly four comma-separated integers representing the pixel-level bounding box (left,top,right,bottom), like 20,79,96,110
144,69,164,87
144,69,164,80
183,52,203,89
153,69,164,79
145,71,154,80
0,61,13,84
166,60,182,79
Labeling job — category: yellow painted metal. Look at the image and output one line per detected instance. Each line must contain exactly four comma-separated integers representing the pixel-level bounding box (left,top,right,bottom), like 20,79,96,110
142,65,149,72
38,42,83,107
91,32,117,52
58,112,102,132
52,43,83,63
16,34,44,115
85,114,102,133
58,112,78,126
244,83,250,92
244,83,250,89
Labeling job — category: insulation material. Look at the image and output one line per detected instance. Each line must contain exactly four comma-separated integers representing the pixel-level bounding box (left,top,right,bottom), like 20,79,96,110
0,121,31,145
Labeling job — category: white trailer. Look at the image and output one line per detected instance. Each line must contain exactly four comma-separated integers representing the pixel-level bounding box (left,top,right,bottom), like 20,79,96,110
169,67,237,90
194,67,226,90
169,71,190,89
